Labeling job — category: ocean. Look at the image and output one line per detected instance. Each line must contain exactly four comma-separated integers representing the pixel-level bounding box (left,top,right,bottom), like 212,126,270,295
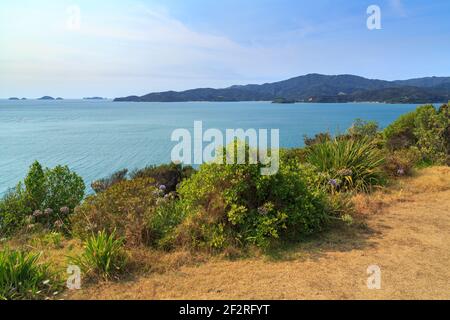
0,99,420,194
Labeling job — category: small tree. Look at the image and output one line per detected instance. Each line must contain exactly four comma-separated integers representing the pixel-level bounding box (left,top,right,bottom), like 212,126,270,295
24,161,46,211
43,165,85,219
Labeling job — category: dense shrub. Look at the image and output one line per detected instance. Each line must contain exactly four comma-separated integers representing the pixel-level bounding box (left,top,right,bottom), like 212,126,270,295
71,178,159,246
0,248,58,300
347,118,379,139
70,230,127,280
172,148,328,250
306,137,386,192
384,104,450,165
0,184,30,236
43,165,85,219
146,195,186,249
91,169,128,193
0,162,85,236
130,163,195,194
24,161,46,212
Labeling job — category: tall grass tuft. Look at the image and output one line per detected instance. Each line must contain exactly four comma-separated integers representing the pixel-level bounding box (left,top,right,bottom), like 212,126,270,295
0,248,57,300
307,137,386,192
70,230,126,280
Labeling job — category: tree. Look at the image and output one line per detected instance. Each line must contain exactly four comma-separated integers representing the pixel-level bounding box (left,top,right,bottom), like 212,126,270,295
24,161,46,211
43,165,85,217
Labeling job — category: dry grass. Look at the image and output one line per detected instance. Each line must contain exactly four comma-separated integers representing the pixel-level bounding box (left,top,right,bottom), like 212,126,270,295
64,166,450,300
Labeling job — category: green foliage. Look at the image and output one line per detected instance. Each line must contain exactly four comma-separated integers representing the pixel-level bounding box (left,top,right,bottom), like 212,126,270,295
70,230,126,280
24,161,46,211
306,137,386,192
384,105,449,165
0,184,30,236
348,118,379,139
71,178,158,246
91,169,128,194
173,147,328,250
146,195,186,249
43,165,85,215
0,248,58,300
0,162,85,236
130,162,195,193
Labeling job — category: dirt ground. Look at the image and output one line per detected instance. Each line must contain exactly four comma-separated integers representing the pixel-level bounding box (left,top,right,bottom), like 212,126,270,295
68,167,450,300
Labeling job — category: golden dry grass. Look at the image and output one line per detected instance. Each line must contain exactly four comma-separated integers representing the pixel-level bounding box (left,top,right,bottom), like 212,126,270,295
62,166,450,300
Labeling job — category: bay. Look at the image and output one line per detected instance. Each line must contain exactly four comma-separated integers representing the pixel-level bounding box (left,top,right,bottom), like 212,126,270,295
0,99,420,194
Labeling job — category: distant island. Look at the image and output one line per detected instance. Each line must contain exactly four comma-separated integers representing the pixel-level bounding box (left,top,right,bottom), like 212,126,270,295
56,97,64,100
8,97,19,100
272,98,296,104
114,73,450,104
83,97,106,100
38,96,55,100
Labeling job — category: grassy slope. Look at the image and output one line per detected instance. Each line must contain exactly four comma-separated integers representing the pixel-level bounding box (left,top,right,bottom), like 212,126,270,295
60,166,450,300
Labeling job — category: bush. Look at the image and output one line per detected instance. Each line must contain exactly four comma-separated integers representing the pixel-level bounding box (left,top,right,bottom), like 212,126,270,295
91,169,128,193
146,195,186,249
384,148,421,177
24,161,46,212
0,248,58,300
384,105,449,165
43,165,85,216
306,137,386,192
348,118,379,139
0,162,85,236
130,163,195,193
172,147,328,250
71,178,159,246
70,230,126,280
0,184,30,237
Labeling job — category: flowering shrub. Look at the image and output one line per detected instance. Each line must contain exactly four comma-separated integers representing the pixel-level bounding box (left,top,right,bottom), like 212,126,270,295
172,149,328,250
71,178,159,246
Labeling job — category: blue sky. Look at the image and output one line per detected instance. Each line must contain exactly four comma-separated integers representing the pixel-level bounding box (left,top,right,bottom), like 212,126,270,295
1,0,450,98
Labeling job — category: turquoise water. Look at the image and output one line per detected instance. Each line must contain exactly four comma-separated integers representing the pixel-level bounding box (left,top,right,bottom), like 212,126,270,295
0,100,419,194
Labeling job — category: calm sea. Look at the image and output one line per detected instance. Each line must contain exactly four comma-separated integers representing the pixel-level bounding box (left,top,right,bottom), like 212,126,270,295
0,99,420,194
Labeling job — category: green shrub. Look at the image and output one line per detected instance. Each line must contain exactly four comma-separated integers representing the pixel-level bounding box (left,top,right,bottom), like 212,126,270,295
130,163,195,193
146,195,186,249
43,165,85,216
172,147,328,250
0,162,85,236
0,184,30,237
384,105,449,165
24,161,46,212
71,178,159,246
70,230,126,280
348,118,379,139
0,248,58,300
91,169,128,193
306,137,386,192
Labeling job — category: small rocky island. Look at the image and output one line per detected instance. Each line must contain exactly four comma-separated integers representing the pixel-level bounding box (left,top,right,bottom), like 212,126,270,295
83,97,106,100
272,98,296,104
8,97,20,100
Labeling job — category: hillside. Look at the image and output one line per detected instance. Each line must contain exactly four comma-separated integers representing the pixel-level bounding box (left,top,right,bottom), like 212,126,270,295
114,74,450,103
